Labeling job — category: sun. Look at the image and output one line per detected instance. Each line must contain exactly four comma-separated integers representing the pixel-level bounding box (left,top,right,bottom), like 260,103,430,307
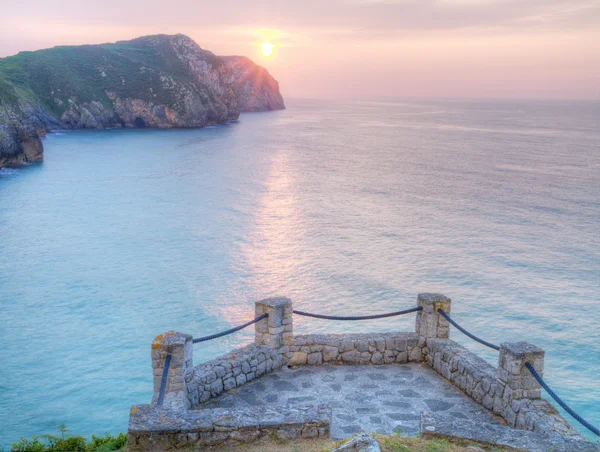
259,42,276,58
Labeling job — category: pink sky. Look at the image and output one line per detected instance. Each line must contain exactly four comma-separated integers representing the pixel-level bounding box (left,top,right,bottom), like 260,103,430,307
1,0,599,100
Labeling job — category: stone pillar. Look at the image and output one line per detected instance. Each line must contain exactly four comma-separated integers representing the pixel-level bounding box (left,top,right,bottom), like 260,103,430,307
151,331,193,409
255,297,293,365
416,293,451,341
495,342,544,426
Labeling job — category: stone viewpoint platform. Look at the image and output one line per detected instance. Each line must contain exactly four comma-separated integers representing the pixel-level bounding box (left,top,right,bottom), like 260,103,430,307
127,295,598,451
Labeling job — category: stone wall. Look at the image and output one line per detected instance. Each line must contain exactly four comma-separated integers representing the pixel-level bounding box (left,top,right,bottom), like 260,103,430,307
128,404,330,451
426,338,577,437
288,332,424,366
186,343,283,407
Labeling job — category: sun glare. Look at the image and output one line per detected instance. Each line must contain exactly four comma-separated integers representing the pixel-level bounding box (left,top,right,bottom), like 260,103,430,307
259,42,275,58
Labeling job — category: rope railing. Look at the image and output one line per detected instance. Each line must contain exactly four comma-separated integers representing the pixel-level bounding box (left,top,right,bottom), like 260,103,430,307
156,353,171,406
154,301,598,437
192,313,268,343
293,306,422,321
437,308,598,437
525,362,599,437
437,309,500,351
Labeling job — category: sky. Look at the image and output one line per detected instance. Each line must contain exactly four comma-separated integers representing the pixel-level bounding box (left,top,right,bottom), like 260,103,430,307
1,0,599,100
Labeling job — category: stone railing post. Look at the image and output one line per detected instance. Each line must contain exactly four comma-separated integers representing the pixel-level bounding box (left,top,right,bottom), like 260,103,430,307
255,297,293,365
416,293,451,342
495,341,544,426
151,331,193,409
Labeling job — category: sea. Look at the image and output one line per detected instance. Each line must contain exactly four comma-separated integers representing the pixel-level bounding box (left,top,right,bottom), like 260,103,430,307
0,98,599,447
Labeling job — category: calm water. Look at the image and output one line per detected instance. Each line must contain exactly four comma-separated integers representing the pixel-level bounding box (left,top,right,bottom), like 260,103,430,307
1,99,599,446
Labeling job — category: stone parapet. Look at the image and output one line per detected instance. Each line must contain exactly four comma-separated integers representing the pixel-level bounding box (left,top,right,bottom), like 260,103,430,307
127,404,331,450
186,343,283,408
289,332,424,366
427,338,499,405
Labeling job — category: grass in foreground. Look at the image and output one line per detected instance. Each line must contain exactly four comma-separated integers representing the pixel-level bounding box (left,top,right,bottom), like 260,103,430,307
8,425,126,452
8,427,514,452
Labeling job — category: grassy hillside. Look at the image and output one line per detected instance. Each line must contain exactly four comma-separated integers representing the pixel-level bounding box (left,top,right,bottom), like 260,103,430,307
0,35,215,118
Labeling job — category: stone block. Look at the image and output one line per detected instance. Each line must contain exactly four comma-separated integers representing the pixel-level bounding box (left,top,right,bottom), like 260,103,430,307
223,377,236,391
289,352,308,366
341,349,360,363
323,346,339,362
371,352,383,364
307,352,323,365
384,350,396,364
395,351,408,363
408,347,422,362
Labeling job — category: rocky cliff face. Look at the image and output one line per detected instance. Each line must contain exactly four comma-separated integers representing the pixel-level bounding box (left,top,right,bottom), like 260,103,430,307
0,79,55,167
0,34,284,168
221,56,285,112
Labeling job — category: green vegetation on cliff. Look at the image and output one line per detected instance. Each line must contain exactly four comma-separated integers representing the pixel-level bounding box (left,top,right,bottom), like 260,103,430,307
0,35,223,118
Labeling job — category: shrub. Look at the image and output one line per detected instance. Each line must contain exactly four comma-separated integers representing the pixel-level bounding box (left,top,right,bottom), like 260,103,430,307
10,427,127,452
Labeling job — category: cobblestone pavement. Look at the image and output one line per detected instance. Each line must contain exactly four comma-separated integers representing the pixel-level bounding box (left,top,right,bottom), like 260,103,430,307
198,363,504,439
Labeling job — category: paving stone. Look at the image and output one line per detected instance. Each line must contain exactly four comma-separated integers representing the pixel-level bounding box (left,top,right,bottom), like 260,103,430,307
274,380,299,391
239,392,262,406
338,414,357,422
287,396,316,404
382,400,412,409
449,411,469,419
368,373,388,381
356,407,380,414
386,413,420,421
412,376,435,388
424,399,454,412
398,389,421,398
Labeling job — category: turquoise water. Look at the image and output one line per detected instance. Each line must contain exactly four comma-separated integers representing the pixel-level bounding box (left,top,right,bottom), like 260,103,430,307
0,99,599,446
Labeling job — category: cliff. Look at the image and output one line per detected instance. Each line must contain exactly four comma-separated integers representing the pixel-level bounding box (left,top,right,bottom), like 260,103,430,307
0,34,285,168
220,56,285,112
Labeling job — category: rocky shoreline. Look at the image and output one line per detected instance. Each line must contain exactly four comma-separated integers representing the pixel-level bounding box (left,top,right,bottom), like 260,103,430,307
0,34,285,169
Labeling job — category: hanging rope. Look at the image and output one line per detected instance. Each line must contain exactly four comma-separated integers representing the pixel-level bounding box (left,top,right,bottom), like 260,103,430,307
525,362,599,437
156,353,171,406
292,306,422,321
437,309,500,351
192,313,268,343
